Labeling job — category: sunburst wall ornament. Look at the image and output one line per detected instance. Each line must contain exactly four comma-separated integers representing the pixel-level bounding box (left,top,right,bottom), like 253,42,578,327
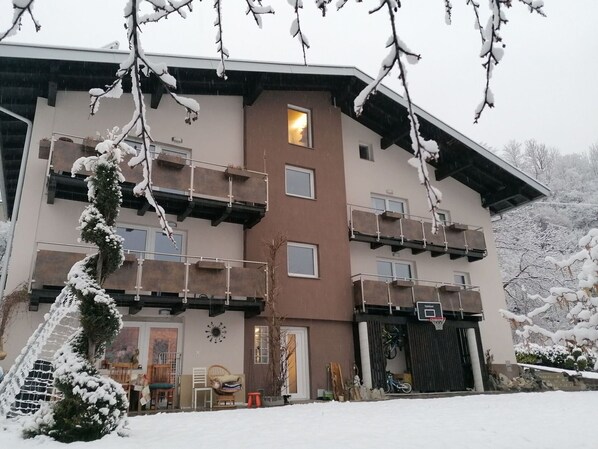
205,321,227,343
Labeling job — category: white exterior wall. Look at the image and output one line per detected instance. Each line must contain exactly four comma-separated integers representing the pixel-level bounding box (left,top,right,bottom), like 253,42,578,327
2,92,247,373
341,114,516,367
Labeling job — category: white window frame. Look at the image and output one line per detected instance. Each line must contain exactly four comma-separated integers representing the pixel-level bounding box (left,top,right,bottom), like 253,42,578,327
377,258,415,281
102,321,183,372
117,223,186,261
287,105,313,148
285,165,315,199
287,242,319,278
254,325,269,364
371,194,408,215
359,142,374,161
437,210,451,224
453,272,471,286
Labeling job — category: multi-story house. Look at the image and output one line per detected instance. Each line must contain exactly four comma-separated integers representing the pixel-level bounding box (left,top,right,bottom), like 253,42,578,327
0,42,548,404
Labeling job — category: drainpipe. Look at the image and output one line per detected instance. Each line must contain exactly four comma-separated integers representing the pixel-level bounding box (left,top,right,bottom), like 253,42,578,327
358,321,372,388
0,106,33,304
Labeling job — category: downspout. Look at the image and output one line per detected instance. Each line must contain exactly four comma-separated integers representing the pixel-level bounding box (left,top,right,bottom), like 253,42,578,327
0,106,33,304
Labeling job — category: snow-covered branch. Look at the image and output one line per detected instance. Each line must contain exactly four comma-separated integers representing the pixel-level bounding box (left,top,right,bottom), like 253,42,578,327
213,0,229,78
443,0,453,25
354,0,442,231
89,0,200,241
245,0,275,28
466,0,485,43
0,0,40,41
288,0,310,65
139,0,194,24
474,0,545,123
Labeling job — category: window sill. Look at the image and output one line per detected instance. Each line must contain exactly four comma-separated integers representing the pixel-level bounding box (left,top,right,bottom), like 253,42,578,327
285,193,316,201
288,142,314,150
288,273,320,279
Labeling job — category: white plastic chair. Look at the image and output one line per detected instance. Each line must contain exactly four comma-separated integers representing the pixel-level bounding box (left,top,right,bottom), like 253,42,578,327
192,367,212,410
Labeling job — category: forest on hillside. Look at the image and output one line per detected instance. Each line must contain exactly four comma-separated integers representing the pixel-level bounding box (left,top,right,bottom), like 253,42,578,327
493,140,598,338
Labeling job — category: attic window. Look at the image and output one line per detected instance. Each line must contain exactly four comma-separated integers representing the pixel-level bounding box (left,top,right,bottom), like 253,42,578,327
359,143,373,161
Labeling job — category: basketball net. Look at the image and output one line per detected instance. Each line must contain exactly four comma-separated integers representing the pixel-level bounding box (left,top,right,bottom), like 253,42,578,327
429,317,446,331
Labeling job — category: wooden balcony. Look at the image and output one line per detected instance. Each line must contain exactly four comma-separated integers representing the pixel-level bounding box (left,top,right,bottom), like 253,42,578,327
349,206,487,262
352,274,483,318
29,244,267,317
42,136,268,229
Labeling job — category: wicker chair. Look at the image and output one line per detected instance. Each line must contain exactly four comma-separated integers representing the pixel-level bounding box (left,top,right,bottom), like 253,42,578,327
208,364,241,407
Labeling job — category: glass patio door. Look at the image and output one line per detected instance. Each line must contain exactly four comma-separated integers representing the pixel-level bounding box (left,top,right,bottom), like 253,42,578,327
282,327,310,400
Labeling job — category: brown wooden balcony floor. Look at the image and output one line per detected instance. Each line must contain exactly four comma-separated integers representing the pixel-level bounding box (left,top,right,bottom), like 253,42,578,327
44,139,267,229
29,249,267,318
349,209,487,262
353,276,483,319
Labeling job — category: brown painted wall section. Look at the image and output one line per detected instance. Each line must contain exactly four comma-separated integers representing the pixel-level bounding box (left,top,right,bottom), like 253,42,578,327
243,317,354,399
244,91,353,322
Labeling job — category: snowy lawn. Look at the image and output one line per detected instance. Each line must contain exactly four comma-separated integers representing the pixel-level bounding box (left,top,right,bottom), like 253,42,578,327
1,391,594,449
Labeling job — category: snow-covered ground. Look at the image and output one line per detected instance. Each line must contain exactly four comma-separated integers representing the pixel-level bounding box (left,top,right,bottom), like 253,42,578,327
1,392,594,448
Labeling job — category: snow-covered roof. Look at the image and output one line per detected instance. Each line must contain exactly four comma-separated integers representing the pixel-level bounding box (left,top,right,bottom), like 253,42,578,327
0,42,549,216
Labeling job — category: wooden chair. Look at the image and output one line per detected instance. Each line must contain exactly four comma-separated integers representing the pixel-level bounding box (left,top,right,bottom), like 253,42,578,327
148,364,175,410
208,364,240,408
109,362,133,402
192,367,212,410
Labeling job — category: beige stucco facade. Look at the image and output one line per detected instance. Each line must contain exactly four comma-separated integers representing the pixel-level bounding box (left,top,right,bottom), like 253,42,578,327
341,114,516,370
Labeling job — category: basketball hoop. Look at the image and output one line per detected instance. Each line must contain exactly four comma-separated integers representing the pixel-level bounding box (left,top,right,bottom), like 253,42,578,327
429,317,446,331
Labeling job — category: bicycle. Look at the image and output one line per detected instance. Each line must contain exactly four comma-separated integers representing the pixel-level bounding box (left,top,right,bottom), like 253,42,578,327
382,326,404,360
385,371,412,394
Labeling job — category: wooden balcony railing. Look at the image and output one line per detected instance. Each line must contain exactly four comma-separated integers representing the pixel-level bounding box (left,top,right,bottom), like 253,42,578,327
352,273,483,318
348,205,487,262
41,135,268,228
29,243,267,316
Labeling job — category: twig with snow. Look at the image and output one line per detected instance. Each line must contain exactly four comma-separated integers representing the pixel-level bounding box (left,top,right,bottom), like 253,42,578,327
0,0,40,41
288,0,310,65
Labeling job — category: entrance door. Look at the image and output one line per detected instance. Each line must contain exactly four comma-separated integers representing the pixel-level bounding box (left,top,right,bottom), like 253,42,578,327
282,327,310,400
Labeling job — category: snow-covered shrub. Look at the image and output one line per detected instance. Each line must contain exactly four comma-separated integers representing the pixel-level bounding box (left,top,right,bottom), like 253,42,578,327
24,137,132,442
514,343,595,371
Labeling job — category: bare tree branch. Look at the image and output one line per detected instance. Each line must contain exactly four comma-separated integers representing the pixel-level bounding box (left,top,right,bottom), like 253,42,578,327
288,0,310,65
245,0,275,28
0,0,40,41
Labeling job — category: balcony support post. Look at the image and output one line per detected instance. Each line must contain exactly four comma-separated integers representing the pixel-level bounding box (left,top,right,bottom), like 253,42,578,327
375,214,381,242
134,257,143,301
358,321,373,389
188,164,195,200
360,277,366,312
225,263,231,305
458,291,464,319
466,328,485,392
387,282,392,314
183,260,190,304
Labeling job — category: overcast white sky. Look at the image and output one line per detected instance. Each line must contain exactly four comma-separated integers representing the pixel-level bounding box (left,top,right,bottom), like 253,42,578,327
1,0,597,155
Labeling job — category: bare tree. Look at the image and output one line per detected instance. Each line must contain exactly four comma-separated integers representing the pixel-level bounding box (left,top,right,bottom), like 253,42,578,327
501,140,524,169
523,139,558,182
587,142,598,175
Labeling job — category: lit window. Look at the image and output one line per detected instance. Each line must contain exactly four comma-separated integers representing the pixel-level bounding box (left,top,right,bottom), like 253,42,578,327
454,272,470,286
359,143,373,161
287,242,318,278
285,165,315,199
377,259,413,281
371,194,406,215
288,106,312,147
254,326,269,364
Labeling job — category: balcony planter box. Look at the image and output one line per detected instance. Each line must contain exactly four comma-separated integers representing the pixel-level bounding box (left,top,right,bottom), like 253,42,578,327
156,152,186,170
224,166,252,180
195,260,225,270
39,139,51,160
123,253,138,263
82,137,102,153
381,211,403,220
448,223,468,231
392,279,414,288
440,285,461,292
